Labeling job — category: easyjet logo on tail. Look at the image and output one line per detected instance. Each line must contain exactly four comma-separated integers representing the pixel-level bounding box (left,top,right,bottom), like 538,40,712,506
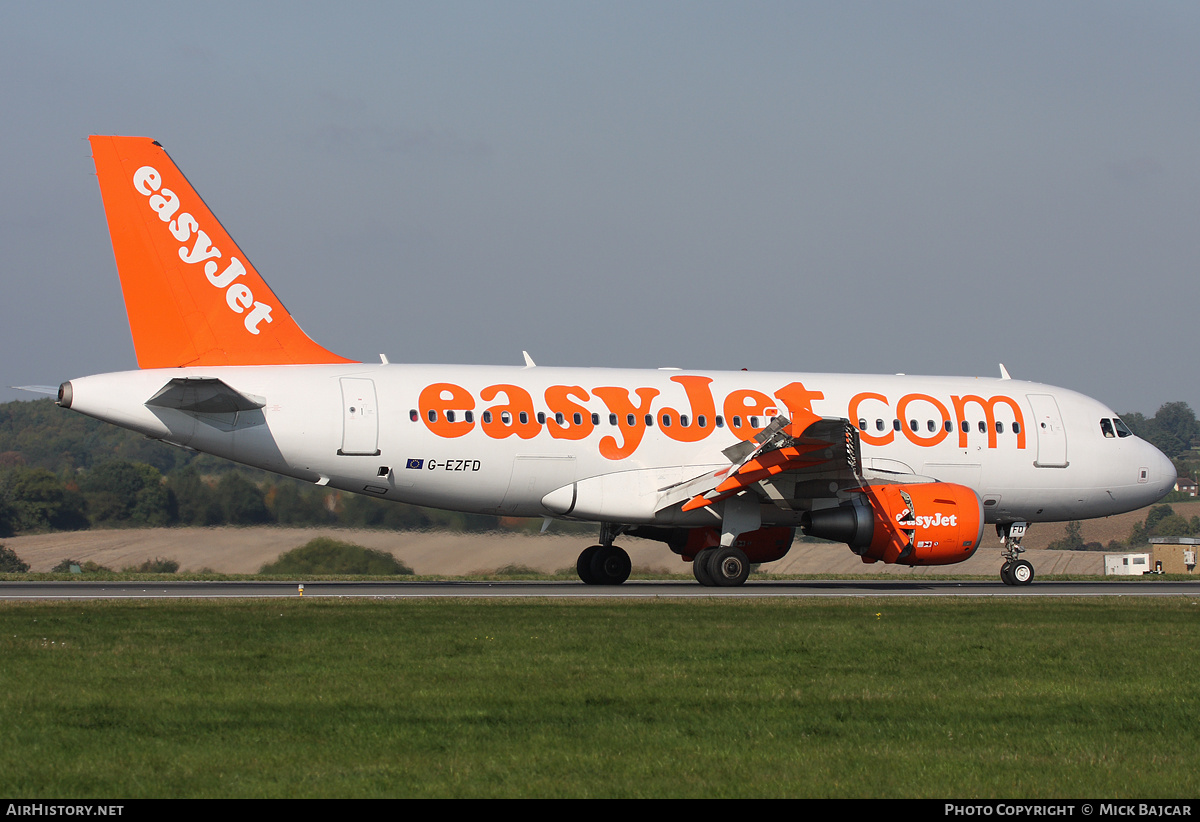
131,166,275,335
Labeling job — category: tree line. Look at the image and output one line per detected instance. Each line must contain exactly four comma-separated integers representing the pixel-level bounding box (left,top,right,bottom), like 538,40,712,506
0,398,507,537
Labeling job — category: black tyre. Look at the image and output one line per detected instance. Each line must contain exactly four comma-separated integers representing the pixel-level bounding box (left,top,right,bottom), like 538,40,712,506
693,548,715,586
577,545,602,584
589,544,632,585
709,546,751,587
1000,562,1014,585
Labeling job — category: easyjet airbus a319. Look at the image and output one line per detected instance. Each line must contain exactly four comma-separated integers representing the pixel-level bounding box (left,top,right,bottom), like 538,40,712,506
56,136,1176,586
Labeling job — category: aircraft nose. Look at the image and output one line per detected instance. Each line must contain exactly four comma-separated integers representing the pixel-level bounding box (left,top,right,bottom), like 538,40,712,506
1149,443,1177,499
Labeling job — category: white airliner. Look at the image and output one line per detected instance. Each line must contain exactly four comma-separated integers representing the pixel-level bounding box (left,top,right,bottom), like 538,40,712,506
56,136,1176,586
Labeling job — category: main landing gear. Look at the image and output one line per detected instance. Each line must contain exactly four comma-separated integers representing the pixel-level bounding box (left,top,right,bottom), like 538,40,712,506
691,545,751,587
998,522,1034,586
576,523,632,585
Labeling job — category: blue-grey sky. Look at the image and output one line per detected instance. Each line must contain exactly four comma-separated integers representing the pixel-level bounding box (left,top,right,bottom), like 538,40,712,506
2,2,1198,416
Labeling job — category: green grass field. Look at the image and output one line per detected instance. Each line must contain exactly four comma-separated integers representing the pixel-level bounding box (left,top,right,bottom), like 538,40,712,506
1,597,1198,798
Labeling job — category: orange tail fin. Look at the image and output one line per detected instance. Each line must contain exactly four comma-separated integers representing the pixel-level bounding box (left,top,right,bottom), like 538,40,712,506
89,135,356,368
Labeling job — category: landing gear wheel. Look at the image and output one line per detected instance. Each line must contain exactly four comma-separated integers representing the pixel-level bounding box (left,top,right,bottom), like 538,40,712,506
576,545,602,585
1000,562,1014,586
708,546,751,587
692,548,716,586
1010,559,1034,585
589,544,632,585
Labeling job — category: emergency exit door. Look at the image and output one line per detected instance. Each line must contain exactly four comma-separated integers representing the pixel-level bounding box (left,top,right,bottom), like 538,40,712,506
339,378,380,456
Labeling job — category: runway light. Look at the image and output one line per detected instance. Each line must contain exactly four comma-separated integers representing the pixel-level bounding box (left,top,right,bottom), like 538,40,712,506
298,584,304,597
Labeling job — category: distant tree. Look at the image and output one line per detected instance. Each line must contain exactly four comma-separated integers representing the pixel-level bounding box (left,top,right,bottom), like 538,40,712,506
50,558,113,573
260,537,414,575
1121,402,1199,458
79,461,176,526
0,466,88,533
124,557,179,573
1047,521,1086,551
168,467,224,526
0,544,30,572
215,473,271,525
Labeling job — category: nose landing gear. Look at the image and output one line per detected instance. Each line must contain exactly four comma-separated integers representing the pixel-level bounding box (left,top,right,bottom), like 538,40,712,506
576,523,632,585
998,522,1034,585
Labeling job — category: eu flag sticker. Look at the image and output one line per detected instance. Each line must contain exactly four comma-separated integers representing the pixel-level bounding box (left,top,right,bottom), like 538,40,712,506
405,458,424,470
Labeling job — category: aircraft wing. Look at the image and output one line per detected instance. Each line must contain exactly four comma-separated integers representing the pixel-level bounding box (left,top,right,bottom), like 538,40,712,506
656,415,868,515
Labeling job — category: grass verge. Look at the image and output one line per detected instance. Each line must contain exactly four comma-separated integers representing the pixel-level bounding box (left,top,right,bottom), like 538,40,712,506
1,597,1198,798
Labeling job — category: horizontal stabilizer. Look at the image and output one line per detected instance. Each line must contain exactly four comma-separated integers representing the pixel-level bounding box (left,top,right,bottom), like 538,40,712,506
145,377,265,414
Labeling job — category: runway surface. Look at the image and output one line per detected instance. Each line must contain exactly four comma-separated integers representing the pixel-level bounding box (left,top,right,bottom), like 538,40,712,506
2,579,1199,599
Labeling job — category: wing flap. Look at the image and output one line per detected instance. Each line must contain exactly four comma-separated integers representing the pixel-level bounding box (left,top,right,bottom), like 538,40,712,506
657,416,864,514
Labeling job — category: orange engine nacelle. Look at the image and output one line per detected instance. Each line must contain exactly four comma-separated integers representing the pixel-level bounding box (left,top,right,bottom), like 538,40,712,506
800,483,984,566
629,525,796,563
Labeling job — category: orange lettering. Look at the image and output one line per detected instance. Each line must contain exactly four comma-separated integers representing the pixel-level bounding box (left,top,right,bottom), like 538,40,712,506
773,381,825,436
848,392,893,446
545,385,595,441
480,384,540,440
951,395,1026,449
724,389,775,441
659,376,717,443
418,382,475,438
594,386,660,459
897,393,950,447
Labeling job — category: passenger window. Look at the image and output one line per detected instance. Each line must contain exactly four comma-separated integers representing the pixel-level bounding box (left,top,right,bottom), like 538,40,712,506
661,414,673,427
427,409,437,423
927,420,936,433
446,410,456,423
465,411,474,423
410,409,418,422
909,420,918,432
574,412,583,426
698,415,707,428
519,412,528,425
1012,422,1021,435
483,411,493,424
961,421,970,433
944,420,952,432
645,415,654,427
680,415,689,427
555,412,564,425
876,419,885,432
893,420,901,431
610,414,618,426
537,412,547,425
501,411,512,425
715,416,725,428
627,414,635,426
591,413,599,425
978,421,986,433
732,416,742,428
1100,418,1115,438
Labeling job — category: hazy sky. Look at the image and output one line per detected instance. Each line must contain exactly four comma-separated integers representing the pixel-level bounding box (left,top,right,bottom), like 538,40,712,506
2,2,1198,416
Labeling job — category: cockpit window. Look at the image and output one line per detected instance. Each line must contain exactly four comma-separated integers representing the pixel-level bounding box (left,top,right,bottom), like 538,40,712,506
1100,418,1115,438
1113,418,1133,438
